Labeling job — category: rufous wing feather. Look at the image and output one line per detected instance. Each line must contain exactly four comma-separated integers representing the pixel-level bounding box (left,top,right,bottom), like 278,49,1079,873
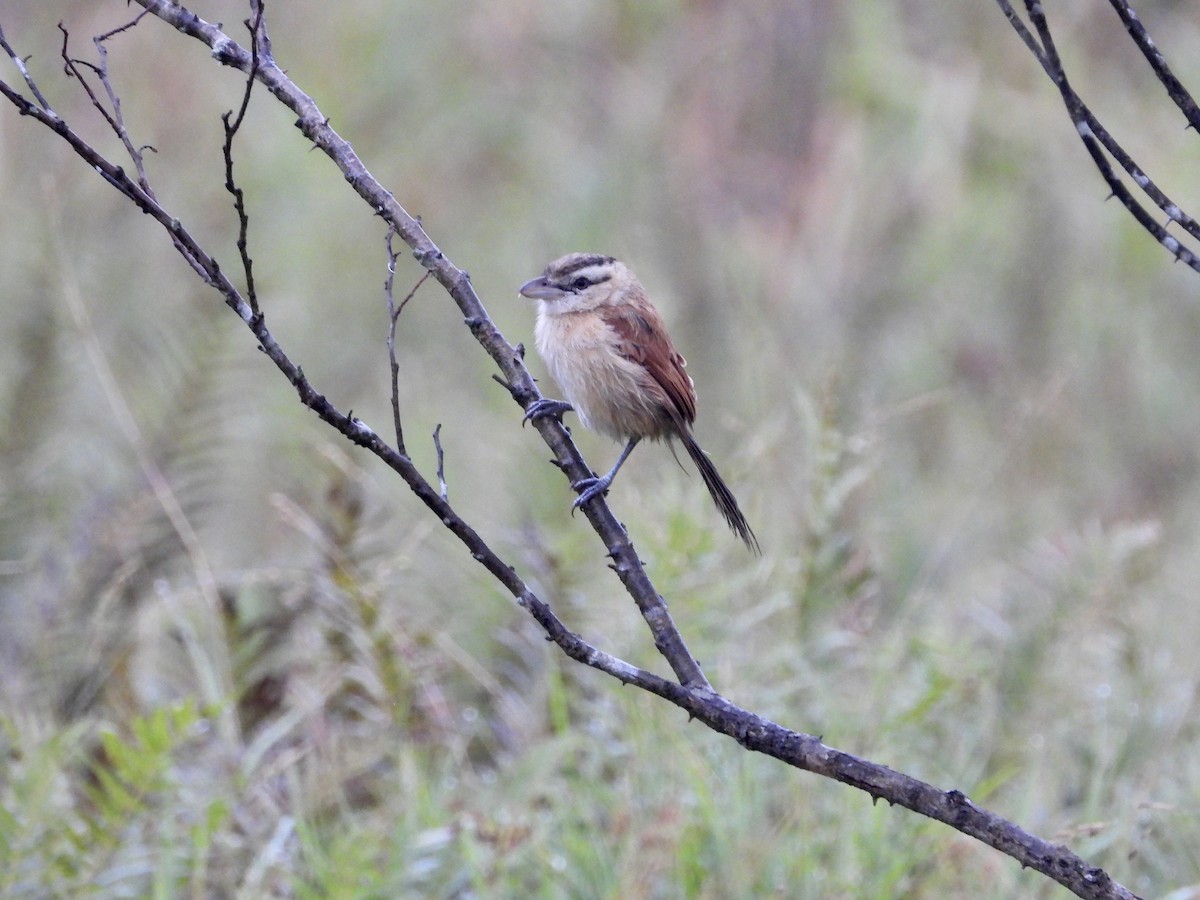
604,302,697,426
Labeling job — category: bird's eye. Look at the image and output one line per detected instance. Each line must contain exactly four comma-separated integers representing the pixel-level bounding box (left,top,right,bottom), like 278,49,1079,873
571,276,590,291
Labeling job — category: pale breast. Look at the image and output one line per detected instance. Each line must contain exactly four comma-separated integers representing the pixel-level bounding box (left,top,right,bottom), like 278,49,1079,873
535,306,671,442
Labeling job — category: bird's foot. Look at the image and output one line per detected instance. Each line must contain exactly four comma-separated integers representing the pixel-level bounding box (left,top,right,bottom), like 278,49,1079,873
522,398,574,427
570,474,612,513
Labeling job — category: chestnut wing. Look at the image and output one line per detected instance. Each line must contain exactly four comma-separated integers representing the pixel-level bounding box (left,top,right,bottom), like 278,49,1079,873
605,303,697,426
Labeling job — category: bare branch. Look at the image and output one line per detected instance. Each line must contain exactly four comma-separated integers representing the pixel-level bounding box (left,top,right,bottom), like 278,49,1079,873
1105,0,1200,132
997,0,1200,270
995,0,1047,70
220,0,267,315
519,596,1139,900
433,424,448,503
58,17,155,194
94,9,153,43
384,227,406,453
0,23,56,113
384,230,431,455
52,17,208,279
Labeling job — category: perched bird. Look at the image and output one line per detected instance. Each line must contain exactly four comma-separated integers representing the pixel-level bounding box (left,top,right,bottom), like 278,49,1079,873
519,252,758,553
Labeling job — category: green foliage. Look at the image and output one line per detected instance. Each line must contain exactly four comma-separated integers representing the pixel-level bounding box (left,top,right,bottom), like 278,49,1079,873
0,701,227,898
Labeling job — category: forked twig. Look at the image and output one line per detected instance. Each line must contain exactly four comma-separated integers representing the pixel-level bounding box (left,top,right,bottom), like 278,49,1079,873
59,15,154,194
50,15,208,278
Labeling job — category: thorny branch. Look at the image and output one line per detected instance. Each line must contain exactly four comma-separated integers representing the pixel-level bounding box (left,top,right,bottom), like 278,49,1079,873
0,6,1146,898
997,0,1200,270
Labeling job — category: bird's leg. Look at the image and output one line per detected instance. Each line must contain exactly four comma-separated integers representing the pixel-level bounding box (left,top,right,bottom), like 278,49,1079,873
572,437,640,510
522,398,574,427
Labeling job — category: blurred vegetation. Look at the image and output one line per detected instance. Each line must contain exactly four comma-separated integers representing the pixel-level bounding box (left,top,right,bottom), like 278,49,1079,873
3,0,1200,896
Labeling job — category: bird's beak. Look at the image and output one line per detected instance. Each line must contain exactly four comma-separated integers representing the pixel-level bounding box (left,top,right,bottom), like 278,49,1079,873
518,275,559,300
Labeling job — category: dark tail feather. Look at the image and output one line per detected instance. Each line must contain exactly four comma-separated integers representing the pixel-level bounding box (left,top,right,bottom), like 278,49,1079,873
681,433,760,554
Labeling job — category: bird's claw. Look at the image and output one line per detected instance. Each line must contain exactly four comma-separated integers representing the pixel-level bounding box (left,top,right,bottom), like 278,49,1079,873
522,398,574,427
570,475,611,515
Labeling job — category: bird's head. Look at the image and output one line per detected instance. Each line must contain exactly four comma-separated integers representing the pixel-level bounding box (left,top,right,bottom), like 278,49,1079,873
518,253,638,314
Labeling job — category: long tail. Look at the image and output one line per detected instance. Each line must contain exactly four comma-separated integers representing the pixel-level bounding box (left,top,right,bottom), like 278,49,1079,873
681,433,760,554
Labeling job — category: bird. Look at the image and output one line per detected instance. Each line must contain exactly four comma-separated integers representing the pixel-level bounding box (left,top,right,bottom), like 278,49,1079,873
518,252,759,553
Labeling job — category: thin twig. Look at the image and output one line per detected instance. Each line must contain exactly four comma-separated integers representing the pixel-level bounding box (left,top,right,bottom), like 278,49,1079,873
221,0,266,315
248,0,273,63
396,271,428,318
433,424,448,502
58,18,154,194
384,227,405,452
94,10,153,43
55,18,207,278
384,228,430,454
0,23,56,114
92,12,154,192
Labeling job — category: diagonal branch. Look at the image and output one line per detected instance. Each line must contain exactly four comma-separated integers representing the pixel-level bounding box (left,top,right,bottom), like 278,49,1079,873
522,593,1138,900
1104,0,1200,132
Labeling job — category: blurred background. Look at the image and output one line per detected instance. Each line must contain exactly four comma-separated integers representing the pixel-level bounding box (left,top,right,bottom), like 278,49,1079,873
3,0,1200,896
